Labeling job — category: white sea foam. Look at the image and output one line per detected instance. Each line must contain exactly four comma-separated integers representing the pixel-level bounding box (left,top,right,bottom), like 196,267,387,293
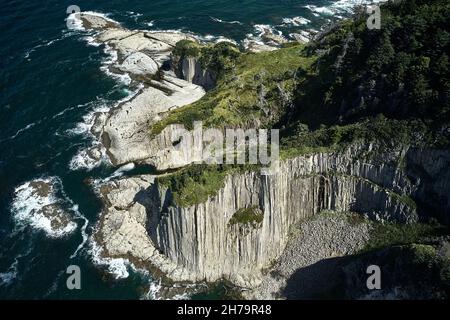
0,270,17,287
254,24,283,37
126,11,143,20
305,1,389,18
332,0,388,14
69,144,110,171
99,44,132,85
89,238,130,279
11,177,78,238
194,33,239,46
84,35,102,47
110,163,136,179
70,208,89,259
0,259,18,287
67,87,141,172
66,12,85,31
82,11,119,25
171,292,192,300
75,12,130,85
23,34,71,59
242,24,284,50
210,17,243,25
65,100,109,138
282,16,311,26
0,122,37,143
52,101,92,120
144,279,162,300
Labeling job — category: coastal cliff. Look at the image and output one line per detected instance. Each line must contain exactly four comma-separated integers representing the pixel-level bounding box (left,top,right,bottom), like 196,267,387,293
80,0,450,299
96,143,450,288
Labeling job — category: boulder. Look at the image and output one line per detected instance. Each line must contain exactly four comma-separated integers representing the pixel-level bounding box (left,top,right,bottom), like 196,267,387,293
118,52,159,76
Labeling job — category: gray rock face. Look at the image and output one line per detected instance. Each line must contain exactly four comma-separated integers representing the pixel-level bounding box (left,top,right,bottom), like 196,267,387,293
243,213,372,299
101,78,205,165
179,57,217,90
118,52,159,76
81,13,450,294
96,144,450,288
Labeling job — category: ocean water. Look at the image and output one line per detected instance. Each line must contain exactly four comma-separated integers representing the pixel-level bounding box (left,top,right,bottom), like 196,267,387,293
0,0,378,299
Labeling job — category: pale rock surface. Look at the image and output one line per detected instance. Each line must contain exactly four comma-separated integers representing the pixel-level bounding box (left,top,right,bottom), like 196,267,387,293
102,76,205,165
78,13,206,166
117,52,159,75
80,13,450,295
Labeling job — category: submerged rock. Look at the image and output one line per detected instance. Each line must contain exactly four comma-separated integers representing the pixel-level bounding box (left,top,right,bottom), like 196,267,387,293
11,177,77,238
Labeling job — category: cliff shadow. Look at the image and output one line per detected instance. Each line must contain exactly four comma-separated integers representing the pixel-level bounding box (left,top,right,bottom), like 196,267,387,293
281,255,353,300
133,184,168,248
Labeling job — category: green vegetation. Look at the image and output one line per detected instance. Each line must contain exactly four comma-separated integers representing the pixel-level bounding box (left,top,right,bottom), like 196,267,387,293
388,191,417,210
151,43,315,135
284,0,450,128
172,39,202,58
348,243,450,299
362,221,449,253
157,164,228,207
279,0,450,155
156,164,259,207
409,244,450,286
156,0,450,152
197,41,241,75
229,206,264,227
281,115,448,158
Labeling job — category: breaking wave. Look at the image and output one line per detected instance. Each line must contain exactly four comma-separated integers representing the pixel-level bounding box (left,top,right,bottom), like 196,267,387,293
11,177,78,238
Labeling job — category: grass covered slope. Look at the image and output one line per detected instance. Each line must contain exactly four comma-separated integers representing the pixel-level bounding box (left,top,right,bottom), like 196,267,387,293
157,164,228,207
151,42,315,135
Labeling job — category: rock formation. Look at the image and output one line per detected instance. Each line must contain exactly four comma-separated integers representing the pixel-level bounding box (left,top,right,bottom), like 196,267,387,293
77,14,206,167
95,143,450,288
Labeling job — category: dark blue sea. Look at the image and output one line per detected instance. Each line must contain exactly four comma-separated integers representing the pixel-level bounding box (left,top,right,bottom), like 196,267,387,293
0,0,373,299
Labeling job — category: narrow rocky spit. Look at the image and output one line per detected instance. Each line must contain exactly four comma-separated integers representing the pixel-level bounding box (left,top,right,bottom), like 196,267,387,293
77,13,206,168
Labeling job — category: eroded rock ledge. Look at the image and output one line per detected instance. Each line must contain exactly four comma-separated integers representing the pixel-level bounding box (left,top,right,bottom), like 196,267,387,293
78,13,206,167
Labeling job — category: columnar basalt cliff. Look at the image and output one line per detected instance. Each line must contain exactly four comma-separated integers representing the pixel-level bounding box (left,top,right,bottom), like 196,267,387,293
97,143,450,288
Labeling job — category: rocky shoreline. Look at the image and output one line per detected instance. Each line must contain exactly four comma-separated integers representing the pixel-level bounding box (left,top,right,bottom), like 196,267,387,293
77,13,206,169
76,12,292,296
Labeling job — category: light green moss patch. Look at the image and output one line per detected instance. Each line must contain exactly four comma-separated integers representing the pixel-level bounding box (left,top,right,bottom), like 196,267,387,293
156,164,260,207
229,206,264,227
